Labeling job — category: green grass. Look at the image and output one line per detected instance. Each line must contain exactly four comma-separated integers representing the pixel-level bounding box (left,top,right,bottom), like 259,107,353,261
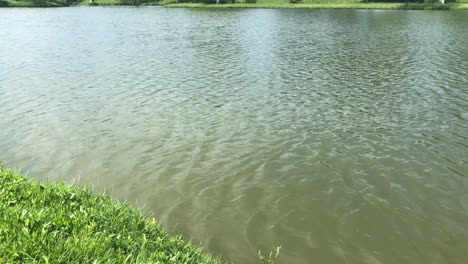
0,163,220,264
79,0,468,9
77,0,161,5
162,0,467,9
0,0,68,7
164,2,402,9
2,0,467,8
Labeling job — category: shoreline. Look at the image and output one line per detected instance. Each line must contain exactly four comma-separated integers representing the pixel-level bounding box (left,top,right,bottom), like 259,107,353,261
0,163,220,263
1,0,468,9
163,2,468,9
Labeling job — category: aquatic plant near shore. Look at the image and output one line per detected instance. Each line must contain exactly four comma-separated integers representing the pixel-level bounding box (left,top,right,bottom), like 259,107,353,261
259,246,281,264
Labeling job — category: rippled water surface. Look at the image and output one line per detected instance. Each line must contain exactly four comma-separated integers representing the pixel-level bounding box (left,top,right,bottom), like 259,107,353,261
1,7,468,264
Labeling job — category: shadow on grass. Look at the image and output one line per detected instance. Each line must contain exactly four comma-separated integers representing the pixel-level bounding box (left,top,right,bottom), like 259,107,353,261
34,0,79,6
0,0,73,6
32,0,49,6
365,0,453,9
116,0,162,5
0,0,9,7
401,3,450,9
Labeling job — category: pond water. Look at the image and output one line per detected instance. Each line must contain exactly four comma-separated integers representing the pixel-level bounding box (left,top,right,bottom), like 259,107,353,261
1,7,467,264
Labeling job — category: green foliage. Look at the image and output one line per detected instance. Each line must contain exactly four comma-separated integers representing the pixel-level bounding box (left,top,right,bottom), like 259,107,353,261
27,0,79,6
0,164,220,264
0,0,69,6
366,0,423,3
173,0,229,3
162,0,465,8
258,246,281,264
423,0,454,4
401,1,451,7
112,0,161,5
3,0,466,7
32,0,48,6
119,0,141,5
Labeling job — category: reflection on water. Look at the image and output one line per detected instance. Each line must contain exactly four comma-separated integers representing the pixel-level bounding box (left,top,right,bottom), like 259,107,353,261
1,7,467,264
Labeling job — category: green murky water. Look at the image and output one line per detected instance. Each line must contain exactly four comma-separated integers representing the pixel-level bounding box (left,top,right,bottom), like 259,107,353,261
1,7,467,264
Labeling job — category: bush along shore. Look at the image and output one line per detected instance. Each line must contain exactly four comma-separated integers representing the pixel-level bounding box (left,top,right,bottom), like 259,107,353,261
1,0,467,9
0,163,220,264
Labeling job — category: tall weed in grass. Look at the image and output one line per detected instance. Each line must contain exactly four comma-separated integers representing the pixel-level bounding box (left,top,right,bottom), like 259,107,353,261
258,246,281,264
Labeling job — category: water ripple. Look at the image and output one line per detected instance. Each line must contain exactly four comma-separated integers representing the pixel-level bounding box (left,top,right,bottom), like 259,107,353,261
1,7,468,264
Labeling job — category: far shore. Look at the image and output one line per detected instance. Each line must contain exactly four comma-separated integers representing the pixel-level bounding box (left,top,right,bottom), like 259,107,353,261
163,2,468,9
1,0,468,10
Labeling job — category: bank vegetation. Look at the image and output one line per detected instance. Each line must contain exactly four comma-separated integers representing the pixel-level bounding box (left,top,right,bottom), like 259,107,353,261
1,0,467,9
0,163,220,264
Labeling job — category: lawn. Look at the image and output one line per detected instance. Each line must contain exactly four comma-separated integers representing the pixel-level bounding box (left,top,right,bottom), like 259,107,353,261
0,163,220,264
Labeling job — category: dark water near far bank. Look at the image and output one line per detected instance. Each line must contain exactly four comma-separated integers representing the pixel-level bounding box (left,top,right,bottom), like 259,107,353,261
1,7,468,264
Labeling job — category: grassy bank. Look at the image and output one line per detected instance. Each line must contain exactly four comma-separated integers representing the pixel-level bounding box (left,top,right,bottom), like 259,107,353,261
0,0,160,6
2,0,468,8
0,163,220,263
161,0,468,9
0,0,69,7
164,2,467,9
